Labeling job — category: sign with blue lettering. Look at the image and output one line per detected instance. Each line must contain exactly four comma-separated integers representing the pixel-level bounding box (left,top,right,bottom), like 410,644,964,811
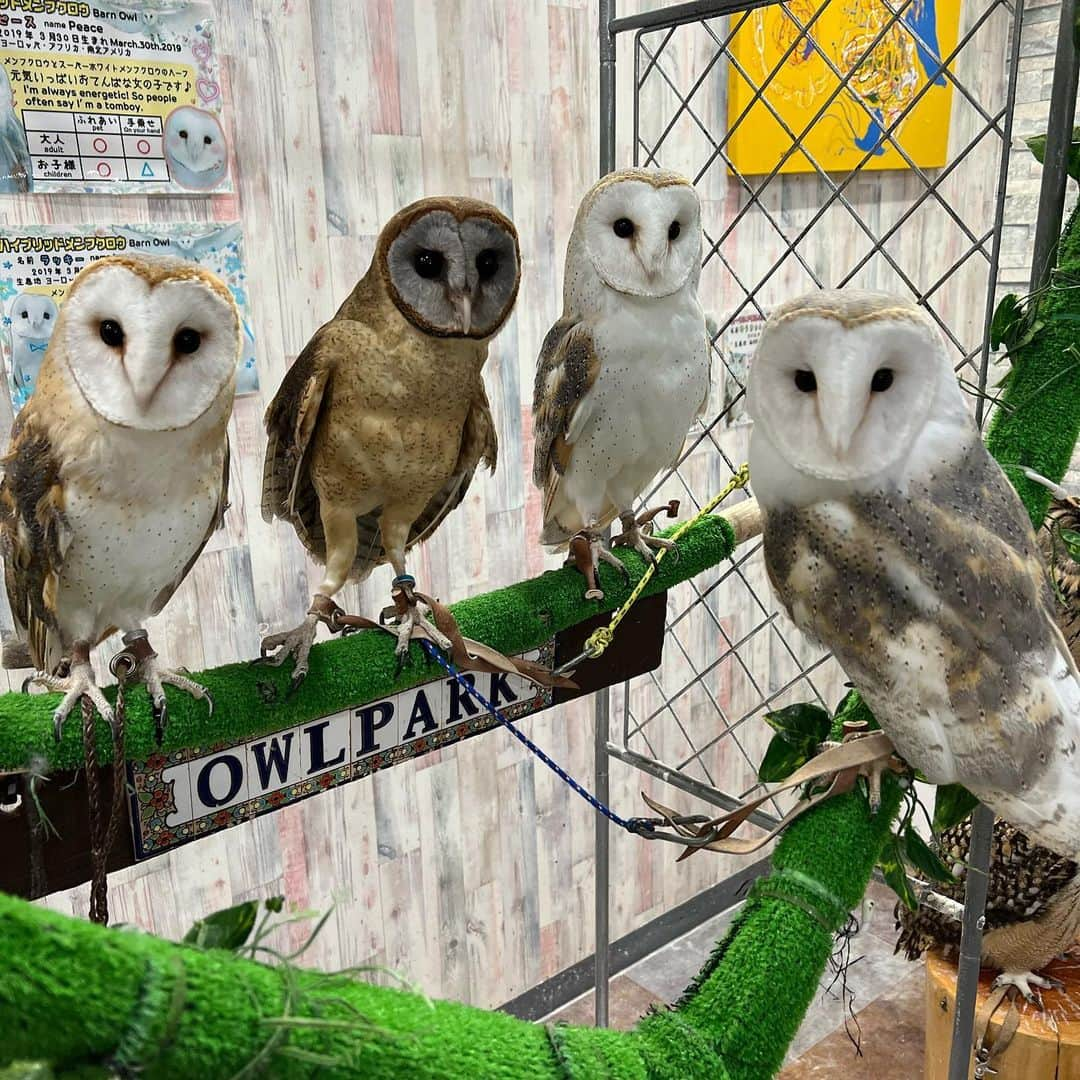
127,643,554,860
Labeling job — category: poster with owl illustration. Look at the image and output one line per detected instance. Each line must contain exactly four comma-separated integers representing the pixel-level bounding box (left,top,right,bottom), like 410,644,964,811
0,0,230,195
726,0,962,175
0,221,258,412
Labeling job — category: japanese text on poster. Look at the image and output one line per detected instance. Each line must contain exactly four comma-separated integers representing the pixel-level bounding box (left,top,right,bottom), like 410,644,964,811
0,0,230,194
0,222,258,413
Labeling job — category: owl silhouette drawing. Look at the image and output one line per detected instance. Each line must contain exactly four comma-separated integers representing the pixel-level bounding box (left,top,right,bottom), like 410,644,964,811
260,196,520,688
8,293,57,407
532,169,710,599
747,290,1080,859
0,254,238,739
163,106,228,191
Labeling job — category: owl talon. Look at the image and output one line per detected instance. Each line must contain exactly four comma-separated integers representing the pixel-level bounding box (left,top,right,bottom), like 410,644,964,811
993,971,1060,1006
151,697,167,746
33,661,115,743
257,615,318,691
613,520,678,566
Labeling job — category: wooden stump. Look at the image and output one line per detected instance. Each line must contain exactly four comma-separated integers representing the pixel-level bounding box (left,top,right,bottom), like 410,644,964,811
925,947,1080,1078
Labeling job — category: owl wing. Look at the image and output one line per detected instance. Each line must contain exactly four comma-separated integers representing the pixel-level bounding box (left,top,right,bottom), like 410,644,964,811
149,436,231,616
261,322,342,553
531,318,602,528
0,408,71,670
350,373,498,578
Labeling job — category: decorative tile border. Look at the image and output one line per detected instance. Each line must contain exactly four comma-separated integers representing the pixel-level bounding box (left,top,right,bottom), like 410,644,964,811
128,643,553,859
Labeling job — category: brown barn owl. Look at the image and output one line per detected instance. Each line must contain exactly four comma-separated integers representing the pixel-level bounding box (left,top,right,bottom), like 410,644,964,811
896,818,1080,1003
0,254,238,738
260,196,521,688
1038,495,1080,667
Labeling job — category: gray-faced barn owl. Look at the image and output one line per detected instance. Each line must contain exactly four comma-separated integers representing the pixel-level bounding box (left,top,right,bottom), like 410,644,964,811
532,168,710,599
747,289,1080,859
163,107,228,191
0,63,30,194
0,254,238,739
8,294,57,405
896,818,1080,1003
260,197,520,688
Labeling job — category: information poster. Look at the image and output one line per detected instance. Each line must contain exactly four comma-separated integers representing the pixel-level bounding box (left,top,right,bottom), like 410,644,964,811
0,0,230,194
0,221,258,413
720,311,765,427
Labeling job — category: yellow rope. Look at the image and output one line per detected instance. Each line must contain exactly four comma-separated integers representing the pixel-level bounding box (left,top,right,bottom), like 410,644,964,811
583,463,751,661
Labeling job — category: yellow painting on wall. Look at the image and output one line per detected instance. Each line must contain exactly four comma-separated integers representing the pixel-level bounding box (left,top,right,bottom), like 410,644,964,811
726,0,963,175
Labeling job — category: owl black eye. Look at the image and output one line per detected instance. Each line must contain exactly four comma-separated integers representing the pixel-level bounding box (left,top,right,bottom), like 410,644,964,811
612,217,635,239
476,249,499,281
794,369,817,393
174,328,201,355
203,134,212,145
668,220,681,241
870,367,894,392
178,129,188,139
42,311,50,319
413,249,444,279
99,319,124,348
19,310,26,318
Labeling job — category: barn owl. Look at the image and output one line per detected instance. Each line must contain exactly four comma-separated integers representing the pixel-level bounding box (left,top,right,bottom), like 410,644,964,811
1038,495,1080,666
0,254,238,739
260,196,520,688
532,169,710,599
163,107,228,191
747,289,1080,859
0,63,30,194
8,294,58,407
896,818,1079,1003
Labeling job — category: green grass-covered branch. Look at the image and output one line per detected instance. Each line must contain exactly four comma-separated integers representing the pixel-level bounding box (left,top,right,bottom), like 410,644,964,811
0,514,736,773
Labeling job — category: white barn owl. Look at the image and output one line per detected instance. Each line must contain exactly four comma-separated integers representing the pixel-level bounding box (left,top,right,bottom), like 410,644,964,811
747,290,1080,859
532,169,710,598
0,254,238,739
163,106,228,191
8,293,58,406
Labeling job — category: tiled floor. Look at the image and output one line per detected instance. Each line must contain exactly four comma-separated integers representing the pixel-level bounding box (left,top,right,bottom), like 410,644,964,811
545,882,926,1077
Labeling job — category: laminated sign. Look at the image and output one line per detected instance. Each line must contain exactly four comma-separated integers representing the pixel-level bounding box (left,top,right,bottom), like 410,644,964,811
0,221,258,411
0,0,230,194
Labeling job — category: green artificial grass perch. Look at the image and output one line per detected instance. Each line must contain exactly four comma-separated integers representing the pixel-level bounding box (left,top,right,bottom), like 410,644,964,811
987,199,1080,526
0,512,736,773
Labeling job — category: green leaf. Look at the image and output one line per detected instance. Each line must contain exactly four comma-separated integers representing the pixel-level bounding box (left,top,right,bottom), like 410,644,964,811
878,835,919,911
1059,528,1080,562
1026,127,1080,183
183,899,259,951
932,784,980,833
989,293,1022,350
758,731,816,783
902,825,957,883
763,702,831,743
0,1065,54,1080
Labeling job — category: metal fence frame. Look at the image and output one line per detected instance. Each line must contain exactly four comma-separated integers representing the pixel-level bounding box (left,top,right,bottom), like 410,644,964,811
588,1,1073,1074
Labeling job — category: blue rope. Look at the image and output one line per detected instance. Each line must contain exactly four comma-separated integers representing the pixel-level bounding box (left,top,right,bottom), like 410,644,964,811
419,640,653,835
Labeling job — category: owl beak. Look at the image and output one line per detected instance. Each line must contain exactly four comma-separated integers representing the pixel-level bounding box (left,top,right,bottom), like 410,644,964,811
450,291,472,335
819,386,865,460
125,354,167,411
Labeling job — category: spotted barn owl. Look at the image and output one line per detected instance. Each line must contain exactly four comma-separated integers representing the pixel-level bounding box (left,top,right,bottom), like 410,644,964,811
259,197,521,688
532,169,710,599
0,254,238,738
163,106,228,192
747,290,1080,860
896,818,1080,1003
8,293,58,405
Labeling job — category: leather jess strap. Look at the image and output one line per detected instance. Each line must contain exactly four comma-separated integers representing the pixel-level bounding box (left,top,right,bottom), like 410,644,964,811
308,592,577,692
639,730,901,860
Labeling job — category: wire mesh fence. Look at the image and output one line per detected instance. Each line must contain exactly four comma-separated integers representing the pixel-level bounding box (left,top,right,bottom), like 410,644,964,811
608,0,1021,826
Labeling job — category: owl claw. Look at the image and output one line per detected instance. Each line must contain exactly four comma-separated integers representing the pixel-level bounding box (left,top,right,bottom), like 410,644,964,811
613,522,679,566
32,661,115,743
257,615,318,693
992,971,1061,1006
